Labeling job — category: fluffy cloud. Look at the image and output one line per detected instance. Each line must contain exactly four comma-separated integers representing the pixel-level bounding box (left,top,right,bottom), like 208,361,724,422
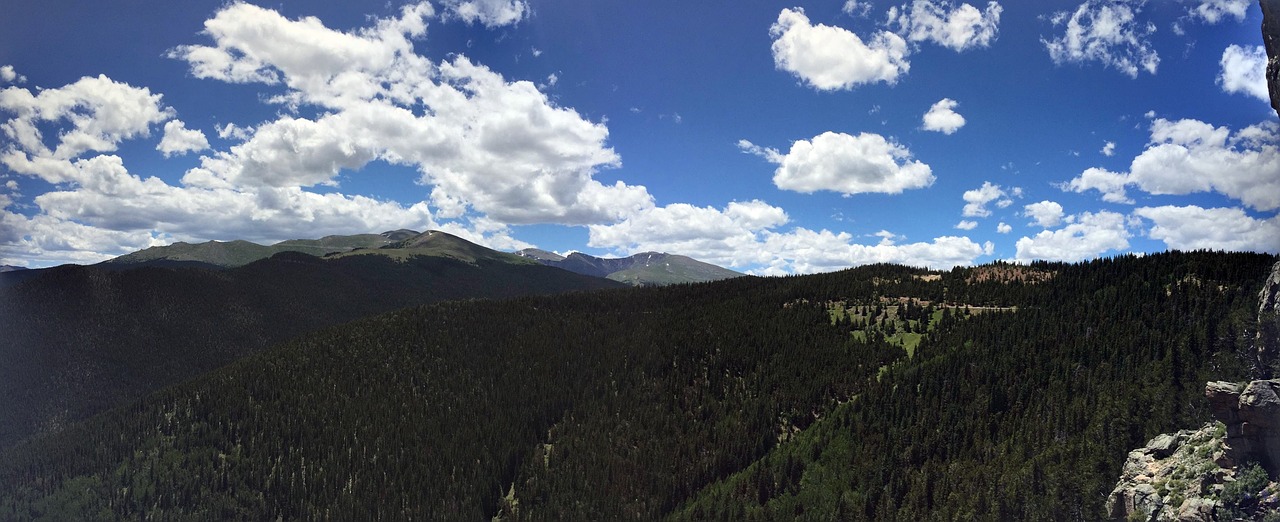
1187,0,1249,24
888,0,1003,51
961,181,1010,217
588,200,987,273
955,220,978,230
1023,200,1065,227
739,132,934,195
1014,210,1131,262
23,154,437,243
1065,118,1280,211
1042,0,1159,78
156,120,210,157
438,0,528,27
1102,141,1116,156
0,74,172,171
1134,205,1280,252
1219,45,1270,102
167,2,434,106
996,222,1012,233
1,2,655,266
0,210,167,267
922,98,966,134
587,200,788,268
769,7,910,91
1064,167,1132,204
0,65,25,84
169,2,649,225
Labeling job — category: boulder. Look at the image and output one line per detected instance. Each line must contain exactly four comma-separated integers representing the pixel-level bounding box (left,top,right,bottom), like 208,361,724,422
1175,497,1216,521
1149,432,1186,458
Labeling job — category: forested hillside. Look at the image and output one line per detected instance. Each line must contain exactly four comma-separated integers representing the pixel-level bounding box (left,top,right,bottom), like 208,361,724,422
0,240,622,450
0,251,1272,520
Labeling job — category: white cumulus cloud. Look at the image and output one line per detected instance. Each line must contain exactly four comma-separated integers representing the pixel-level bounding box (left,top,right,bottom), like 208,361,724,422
1065,118,1280,211
167,2,650,225
888,0,1004,51
769,7,910,91
922,98,966,134
0,74,172,173
1014,210,1131,262
1024,200,1065,228
157,119,210,157
996,222,1012,233
588,200,987,273
1042,0,1159,78
955,220,978,230
0,65,25,84
740,131,934,195
1134,205,1280,253
0,2,658,266
1219,45,1270,102
961,181,1010,217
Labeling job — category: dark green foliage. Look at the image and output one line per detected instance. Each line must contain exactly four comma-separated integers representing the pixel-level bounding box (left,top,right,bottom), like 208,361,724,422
0,274,900,519
673,252,1272,520
1222,461,1270,517
0,250,1273,520
0,251,622,450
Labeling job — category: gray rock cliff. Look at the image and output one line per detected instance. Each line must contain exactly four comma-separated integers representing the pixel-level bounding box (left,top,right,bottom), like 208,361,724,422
1209,380,1280,476
1259,260,1280,378
1264,0,1280,118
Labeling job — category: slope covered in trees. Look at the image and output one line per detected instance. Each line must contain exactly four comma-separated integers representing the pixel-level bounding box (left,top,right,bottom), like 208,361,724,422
0,233,622,450
0,251,1272,520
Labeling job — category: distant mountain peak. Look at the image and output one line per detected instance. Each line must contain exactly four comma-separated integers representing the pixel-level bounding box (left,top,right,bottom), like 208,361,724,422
334,230,536,266
521,250,741,286
380,229,420,241
107,230,423,268
517,248,567,262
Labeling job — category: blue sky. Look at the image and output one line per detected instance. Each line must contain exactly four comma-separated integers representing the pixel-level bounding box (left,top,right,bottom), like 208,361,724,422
1,0,1276,273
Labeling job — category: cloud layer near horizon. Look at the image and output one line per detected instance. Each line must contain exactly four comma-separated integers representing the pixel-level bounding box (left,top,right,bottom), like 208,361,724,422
1,0,1275,272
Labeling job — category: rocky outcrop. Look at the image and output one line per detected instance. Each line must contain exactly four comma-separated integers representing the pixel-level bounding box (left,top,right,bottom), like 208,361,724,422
1107,381,1280,521
1105,423,1227,521
1209,380,1280,475
1259,261,1280,378
1264,0,1280,119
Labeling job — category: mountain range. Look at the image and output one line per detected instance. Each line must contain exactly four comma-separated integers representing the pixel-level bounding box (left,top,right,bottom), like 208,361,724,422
96,229,741,287
517,248,742,286
101,229,420,269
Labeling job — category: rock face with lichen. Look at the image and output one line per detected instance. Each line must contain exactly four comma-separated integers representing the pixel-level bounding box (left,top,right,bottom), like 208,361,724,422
1264,0,1280,118
1208,380,1280,476
1106,380,1280,521
1105,422,1229,521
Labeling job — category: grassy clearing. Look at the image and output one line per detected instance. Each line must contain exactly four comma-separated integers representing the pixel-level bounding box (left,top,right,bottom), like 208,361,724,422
826,299,1013,358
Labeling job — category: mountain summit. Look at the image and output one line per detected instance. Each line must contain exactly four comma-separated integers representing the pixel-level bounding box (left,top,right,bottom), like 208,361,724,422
516,249,742,286
105,229,420,268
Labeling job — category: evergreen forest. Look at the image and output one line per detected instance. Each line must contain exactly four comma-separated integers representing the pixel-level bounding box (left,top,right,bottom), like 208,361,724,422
0,250,1274,520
